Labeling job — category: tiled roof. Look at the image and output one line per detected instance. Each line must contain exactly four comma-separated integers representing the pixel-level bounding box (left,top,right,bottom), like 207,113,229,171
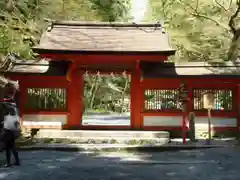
33,21,175,55
141,61,240,77
2,53,240,77
174,62,240,75
0,53,49,74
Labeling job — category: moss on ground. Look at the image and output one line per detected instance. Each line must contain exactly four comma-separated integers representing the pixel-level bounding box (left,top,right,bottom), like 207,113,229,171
213,130,239,139
15,135,168,147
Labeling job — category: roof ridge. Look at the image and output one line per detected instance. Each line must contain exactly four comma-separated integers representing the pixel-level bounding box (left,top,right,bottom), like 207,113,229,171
50,20,163,28
47,21,165,34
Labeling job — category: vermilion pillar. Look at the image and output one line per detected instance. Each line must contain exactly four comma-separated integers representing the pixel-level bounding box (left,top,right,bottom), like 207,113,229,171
67,63,83,128
18,81,26,126
130,61,142,129
237,85,240,130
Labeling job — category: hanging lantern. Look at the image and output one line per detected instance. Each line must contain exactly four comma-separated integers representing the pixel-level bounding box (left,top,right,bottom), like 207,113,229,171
66,63,75,82
178,82,188,102
203,91,215,109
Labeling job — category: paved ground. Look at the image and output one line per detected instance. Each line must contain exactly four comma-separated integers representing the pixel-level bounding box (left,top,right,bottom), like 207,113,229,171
82,113,130,126
0,147,240,180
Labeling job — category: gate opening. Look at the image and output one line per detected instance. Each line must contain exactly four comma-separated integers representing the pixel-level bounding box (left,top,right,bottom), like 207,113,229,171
82,71,131,126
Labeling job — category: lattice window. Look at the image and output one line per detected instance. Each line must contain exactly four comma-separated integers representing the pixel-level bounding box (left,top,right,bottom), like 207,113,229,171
26,88,67,110
193,89,233,111
144,89,180,111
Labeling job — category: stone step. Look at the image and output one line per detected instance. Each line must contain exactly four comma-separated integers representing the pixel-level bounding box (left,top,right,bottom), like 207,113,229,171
35,130,170,145
37,130,169,138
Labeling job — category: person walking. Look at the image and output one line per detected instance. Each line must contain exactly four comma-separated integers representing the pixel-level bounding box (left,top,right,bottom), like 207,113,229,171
0,100,21,168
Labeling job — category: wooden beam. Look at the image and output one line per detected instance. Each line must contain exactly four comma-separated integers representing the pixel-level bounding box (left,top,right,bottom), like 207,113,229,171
39,54,167,63
142,78,240,89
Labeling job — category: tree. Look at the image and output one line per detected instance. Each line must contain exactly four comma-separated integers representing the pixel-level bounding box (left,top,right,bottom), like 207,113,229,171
179,0,240,63
89,0,131,21
148,0,240,63
0,0,100,58
0,0,133,113
227,0,240,63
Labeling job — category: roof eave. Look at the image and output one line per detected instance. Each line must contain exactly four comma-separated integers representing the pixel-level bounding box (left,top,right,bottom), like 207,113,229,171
32,48,176,56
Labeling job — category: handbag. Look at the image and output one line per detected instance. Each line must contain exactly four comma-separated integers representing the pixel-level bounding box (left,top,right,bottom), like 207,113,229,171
4,114,21,131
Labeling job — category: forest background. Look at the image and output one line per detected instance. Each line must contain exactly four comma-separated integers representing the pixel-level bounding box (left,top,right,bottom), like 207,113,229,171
0,0,239,113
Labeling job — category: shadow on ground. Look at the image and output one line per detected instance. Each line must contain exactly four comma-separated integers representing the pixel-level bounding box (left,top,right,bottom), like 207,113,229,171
0,146,240,180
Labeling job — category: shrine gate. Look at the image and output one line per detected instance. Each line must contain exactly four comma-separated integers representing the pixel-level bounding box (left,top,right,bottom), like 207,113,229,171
3,21,240,136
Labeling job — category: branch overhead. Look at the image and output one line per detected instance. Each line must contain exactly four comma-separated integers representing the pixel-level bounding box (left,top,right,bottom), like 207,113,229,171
229,0,240,33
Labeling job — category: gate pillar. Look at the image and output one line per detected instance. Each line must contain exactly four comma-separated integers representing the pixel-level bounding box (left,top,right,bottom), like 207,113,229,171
67,63,83,128
130,61,142,129
237,85,240,130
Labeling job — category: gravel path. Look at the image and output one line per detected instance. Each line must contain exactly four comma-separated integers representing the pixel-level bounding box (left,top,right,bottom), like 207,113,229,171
0,147,240,180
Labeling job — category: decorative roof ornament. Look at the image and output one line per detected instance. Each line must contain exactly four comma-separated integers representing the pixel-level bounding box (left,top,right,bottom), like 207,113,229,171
0,76,9,88
0,75,19,90
8,80,19,90
160,21,166,34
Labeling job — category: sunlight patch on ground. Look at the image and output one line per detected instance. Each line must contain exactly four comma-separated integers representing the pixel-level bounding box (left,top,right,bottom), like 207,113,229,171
76,151,95,154
95,152,146,162
122,160,219,165
0,173,10,179
37,163,52,169
41,159,53,163
95,152,220,164
166,172,176,176
56,157,75,162
47,165,57,169
188,165,195,170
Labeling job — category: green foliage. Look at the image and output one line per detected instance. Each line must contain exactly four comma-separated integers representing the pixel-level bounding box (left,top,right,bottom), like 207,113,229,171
0,0,239,113
0,0,132,113
148,0,240,63
0,0,102,59
83,74,130,113
0,0,42,58
0,27,11,55
0,0,132,59
89,0,131,21
0,0,239,62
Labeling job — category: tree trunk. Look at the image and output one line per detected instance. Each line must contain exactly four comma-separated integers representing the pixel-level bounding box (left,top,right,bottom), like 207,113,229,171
85,75,96,110
0,88,5,128
120,77,129,113
6,0,14,13
228,29,240,63
89,75,100,109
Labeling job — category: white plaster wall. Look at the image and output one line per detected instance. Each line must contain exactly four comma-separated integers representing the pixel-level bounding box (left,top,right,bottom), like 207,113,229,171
144,116,182,126
195,117,237,128
143,116,237,127
22,114,67,126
